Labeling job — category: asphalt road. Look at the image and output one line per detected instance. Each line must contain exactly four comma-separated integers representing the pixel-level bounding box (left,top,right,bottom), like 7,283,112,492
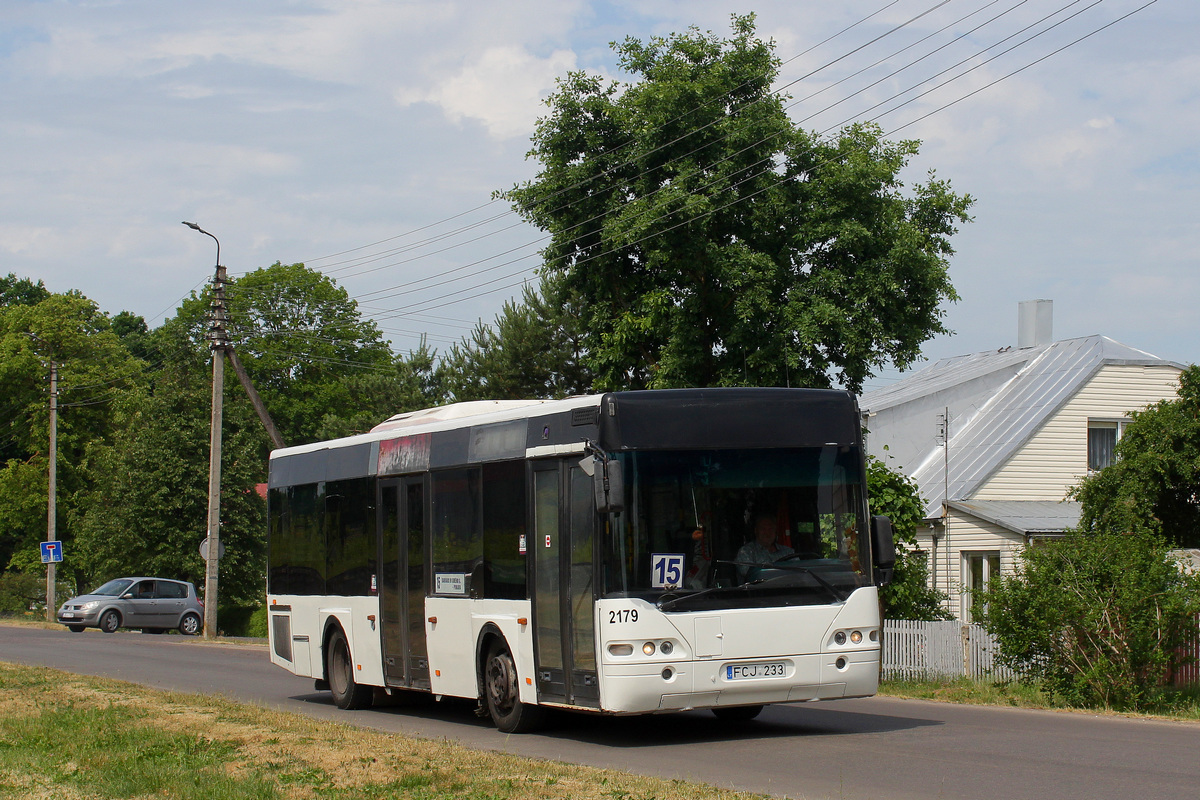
3,623,1199,800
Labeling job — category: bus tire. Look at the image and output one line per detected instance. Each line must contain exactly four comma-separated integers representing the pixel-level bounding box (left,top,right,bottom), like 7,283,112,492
712,704,764,722
326,628,373,710
484,641,544,733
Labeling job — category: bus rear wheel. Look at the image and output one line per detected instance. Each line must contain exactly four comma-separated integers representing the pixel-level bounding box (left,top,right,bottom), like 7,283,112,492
326,628,373,710
484,641,545,733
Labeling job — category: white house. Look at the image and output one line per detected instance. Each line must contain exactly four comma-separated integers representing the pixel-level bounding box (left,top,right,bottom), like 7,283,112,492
860,301,1185,619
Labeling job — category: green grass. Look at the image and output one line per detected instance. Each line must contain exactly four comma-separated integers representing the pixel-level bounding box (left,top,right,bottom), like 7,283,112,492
880,676,1058,708
0,661,762,800
880,676,1200,720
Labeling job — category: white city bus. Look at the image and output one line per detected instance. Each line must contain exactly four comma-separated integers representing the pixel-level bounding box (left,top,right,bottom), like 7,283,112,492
266,388,894,732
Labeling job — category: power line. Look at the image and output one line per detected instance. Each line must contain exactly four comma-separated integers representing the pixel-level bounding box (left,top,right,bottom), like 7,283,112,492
222,1,952,307
177,1,1156,362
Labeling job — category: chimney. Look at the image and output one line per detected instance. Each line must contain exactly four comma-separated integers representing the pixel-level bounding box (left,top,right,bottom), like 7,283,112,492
1018,299,1053,348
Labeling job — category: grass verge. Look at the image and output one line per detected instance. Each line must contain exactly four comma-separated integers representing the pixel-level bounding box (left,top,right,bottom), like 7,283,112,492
879,676,1200,721
0,660,763,800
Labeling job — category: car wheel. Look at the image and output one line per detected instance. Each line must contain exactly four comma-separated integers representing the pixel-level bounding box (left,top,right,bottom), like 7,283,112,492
326,628,372,710
711,704,764,722
179,613,202,636
484,640,545,733
67,625,85,633
99,610,121,633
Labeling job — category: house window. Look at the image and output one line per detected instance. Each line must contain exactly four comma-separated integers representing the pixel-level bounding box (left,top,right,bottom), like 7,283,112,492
962,552,1002,622
1087,420,1127,471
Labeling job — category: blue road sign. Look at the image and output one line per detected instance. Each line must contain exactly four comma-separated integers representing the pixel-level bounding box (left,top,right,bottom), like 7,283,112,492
40,541,63,563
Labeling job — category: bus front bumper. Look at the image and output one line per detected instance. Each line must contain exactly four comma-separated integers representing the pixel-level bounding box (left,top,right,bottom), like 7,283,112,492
598,649,880,714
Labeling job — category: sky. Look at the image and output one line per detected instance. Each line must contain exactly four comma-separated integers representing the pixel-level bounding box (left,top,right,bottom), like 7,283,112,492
2,0,1196,393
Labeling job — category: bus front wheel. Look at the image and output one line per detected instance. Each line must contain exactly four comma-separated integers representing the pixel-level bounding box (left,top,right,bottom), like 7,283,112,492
326,628,373,710
484,641,545,733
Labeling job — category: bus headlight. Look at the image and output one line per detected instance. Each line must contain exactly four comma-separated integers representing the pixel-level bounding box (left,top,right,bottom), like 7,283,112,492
834,631,846,645
642,642,656,656
660,640,674,655
850,630,863,644
608,643,634,656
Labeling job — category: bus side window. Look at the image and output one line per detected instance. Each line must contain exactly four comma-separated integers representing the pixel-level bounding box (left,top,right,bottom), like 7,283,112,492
431,469,482,596
482,461,527,599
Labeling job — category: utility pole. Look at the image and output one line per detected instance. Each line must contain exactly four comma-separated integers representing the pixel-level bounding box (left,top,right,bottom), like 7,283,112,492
46,358,57,622
184,221,226,639
27,332,58,621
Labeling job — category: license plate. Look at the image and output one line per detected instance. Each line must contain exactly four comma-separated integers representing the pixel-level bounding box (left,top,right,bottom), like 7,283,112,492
725,661,787,680
61,612,74,618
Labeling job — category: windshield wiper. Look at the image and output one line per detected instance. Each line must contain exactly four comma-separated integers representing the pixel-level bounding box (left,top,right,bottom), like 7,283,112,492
722,559,848,603
656,572,797,611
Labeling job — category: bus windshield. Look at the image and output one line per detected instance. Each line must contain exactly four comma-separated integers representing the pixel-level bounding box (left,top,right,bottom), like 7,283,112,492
602,446,870,610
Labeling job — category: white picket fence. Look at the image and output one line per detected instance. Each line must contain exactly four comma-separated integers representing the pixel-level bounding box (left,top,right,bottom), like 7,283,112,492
882,619,1020,682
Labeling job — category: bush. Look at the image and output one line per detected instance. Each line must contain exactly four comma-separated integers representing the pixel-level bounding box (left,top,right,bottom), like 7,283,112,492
866,457,951,620
0,571,44,615
247,606,268,638
978,530,1200,710
217,604,262,637
883,551,953,621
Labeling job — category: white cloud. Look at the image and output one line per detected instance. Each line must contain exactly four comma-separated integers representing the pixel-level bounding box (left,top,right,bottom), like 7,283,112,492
0,224,54,255
400,46,579,140
1,0,1197,374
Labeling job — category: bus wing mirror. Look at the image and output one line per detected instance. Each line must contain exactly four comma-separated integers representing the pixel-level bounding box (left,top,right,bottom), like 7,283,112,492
593,457,624,514
871,515,896,586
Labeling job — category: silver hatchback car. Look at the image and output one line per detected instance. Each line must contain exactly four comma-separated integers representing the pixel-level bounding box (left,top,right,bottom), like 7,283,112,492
57,577,204,635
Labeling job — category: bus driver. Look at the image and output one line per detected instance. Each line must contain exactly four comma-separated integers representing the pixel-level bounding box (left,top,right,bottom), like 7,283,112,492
735,514,795,580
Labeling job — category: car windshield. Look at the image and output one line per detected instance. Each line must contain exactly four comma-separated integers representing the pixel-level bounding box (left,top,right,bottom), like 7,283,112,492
602,447,871,610
90,579,134,597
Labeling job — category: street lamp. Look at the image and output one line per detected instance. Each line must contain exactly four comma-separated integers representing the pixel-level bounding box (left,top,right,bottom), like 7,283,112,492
183,221,227,639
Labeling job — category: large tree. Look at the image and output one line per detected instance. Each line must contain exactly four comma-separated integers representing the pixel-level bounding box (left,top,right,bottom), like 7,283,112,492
0,273,50,308
439,280,592,402
72,369,268,606
1073,364,1200,548
503,15,973,392
165,262,394,446
0,292,145,580
313,342,446,440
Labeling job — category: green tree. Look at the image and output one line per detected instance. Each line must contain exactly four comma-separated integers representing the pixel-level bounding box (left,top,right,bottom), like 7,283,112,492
978,530,1200,710
866,457,950,620
439,280,592,402
0,292,145,580
314,342,446,440
503,15,973,392
72,368,268,606
0,273,50,308
1073,364,1200,548
111,311,157,364
165,262,394,446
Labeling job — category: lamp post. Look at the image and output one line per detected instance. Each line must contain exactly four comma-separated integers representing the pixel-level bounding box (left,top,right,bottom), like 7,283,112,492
183,221,227,639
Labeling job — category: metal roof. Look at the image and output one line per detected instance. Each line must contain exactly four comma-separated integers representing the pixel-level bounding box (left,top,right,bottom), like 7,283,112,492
947,500,1081,535
861,335,1182,518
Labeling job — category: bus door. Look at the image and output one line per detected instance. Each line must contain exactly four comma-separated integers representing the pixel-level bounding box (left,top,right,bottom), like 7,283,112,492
378,477,430,690
531,461,599,707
